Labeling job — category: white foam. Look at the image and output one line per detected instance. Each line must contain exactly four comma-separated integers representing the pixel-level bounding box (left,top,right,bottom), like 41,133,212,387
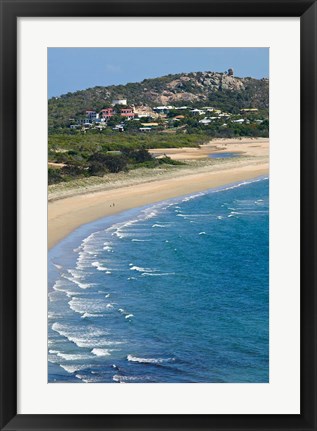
48,311,62,319
112,375,125,383
118,309,133,319
52,280,83,298
91,348,111,357
75,374,100,383
181,192,204,202
130,265,156,273
51,323,108,348
81,312,104,319
113,375,143,383
127,355,175,364
48,290,64,302
52,279,67,290
211,177,266,196
141,208,159,220
76,251,95,270
68,297,110,315
199,231,206,235
110,219,140,239
103,243,113,252
60,364,87,374
65,275,93,290
75,374,89,383
92,261,109,271
50,350,90,361
180,213,211,218
82,232,97,244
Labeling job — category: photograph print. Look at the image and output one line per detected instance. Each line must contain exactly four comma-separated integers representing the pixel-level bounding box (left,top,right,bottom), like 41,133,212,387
48,47,269,384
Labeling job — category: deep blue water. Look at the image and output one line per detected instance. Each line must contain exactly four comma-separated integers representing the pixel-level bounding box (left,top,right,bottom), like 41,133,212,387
208,152,240,159
48,177,269,383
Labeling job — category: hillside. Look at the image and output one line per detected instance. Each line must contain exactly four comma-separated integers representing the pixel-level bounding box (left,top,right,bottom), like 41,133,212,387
48,71,269,129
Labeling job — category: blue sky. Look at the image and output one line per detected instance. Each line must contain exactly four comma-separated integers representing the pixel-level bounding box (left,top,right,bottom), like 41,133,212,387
48,48,269,99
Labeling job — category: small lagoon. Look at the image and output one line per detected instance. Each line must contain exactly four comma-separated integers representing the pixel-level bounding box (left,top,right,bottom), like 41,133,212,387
209,152,240,159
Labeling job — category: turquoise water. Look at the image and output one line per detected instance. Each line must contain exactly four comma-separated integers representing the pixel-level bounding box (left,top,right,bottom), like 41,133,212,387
48,177,269,383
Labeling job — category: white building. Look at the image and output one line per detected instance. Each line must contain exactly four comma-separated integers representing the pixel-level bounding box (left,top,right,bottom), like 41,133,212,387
153,106,174,114
85,110,97,120
190,109,206,115
139,127,152,132
112,98,127,106
199,118,211,125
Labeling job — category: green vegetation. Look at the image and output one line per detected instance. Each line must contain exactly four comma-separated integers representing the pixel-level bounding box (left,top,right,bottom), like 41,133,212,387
48,71,269,185
48,132,208,153
48,121,268,185
47,132,200,184
48,71,269,129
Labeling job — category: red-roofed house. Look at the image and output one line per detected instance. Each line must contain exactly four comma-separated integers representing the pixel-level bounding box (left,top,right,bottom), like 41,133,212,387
100,108,114,120
120,107,134,119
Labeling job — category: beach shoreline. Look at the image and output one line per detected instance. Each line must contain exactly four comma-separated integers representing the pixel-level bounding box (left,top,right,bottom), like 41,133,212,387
48,138,269,249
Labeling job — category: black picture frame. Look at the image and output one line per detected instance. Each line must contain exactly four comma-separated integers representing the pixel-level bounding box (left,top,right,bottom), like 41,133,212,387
0,1,316,430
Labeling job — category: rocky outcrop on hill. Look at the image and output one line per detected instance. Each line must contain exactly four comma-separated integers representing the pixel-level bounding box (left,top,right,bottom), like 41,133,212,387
49,71,269,128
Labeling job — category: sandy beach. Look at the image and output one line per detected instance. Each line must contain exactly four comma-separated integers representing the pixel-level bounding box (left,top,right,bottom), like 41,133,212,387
48,138,269,249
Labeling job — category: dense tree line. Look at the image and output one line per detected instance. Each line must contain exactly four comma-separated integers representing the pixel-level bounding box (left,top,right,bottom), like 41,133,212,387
48,147,183,185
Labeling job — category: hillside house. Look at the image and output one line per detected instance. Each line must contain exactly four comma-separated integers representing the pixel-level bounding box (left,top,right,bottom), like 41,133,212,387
153,106,173,114
100,108,114,119
113,124,124,132
120,107,135,119
199,118,211,125
190,109,205,115
86,110,97,120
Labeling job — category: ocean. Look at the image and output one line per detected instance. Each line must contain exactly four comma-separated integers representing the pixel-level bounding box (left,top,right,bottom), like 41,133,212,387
48,176,269,383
